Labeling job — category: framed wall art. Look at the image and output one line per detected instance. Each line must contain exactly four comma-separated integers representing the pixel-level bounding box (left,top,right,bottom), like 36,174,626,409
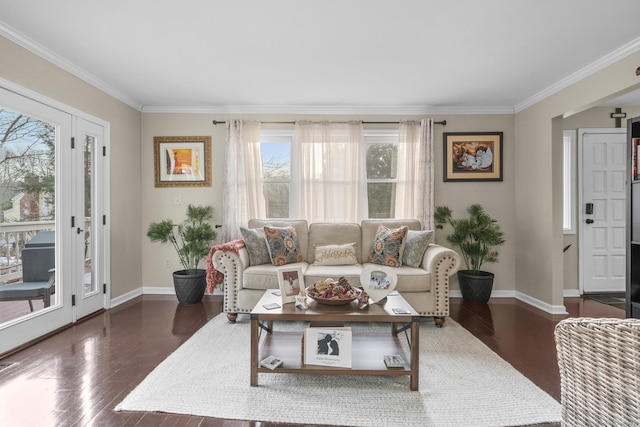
154,136,212,187
443,132,503,182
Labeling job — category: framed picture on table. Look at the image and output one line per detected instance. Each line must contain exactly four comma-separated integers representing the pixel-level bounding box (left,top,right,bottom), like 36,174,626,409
443,132,503,182
277,266,304,304
154,136,211,187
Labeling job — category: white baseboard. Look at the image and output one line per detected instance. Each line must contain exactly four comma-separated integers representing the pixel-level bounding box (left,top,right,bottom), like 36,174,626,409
450,289,569,315
563,289,581,298
110,287,143,308
449,289,517,299
515,291,568,315
114,287,567,314
142,286,176,295
110,285,224,307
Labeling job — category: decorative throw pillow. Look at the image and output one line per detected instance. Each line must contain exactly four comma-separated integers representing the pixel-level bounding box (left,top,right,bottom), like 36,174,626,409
264,225,303,266
240,227,271,266
368,225,408,268
402,230,435,268
313,243,358,266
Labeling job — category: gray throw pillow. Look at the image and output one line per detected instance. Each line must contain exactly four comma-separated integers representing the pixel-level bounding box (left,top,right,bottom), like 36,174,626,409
402,230,435,268
240,227,271,266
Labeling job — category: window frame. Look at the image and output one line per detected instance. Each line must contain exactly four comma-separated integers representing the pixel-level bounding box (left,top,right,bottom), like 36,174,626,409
363,129,400,219
563,129,576,234
259,129,294,219
258,127,402,220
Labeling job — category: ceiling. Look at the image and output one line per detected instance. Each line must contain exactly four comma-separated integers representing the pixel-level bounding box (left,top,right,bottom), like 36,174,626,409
1,0,640,113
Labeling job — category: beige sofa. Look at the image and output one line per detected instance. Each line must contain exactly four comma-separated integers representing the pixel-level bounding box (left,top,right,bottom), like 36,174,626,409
212,219,460,326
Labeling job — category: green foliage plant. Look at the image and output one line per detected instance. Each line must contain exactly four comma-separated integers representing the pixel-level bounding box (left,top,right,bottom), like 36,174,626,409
146,204,217,275
434,203,506,276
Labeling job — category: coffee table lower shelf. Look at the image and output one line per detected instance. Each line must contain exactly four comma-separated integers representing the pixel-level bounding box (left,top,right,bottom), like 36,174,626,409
252,330,417,389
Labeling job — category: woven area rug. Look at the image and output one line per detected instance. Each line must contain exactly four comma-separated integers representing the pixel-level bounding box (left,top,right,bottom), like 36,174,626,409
115,314,561,426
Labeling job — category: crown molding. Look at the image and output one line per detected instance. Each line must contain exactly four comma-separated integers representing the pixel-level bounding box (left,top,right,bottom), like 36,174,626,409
515,35,640,113
141,104,516,115
5,17,637,117
0,20,143,111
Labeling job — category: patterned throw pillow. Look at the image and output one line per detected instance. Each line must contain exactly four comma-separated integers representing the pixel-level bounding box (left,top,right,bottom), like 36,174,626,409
240,227,271,266
402,230,435,268
264,225,303,266
368,225,409,268
313,243,358,266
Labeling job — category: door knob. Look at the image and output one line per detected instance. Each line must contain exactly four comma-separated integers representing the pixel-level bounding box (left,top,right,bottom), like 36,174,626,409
586,219,594,224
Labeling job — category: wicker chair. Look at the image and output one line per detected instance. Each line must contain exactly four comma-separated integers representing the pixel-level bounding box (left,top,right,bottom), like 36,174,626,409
554,317,640,427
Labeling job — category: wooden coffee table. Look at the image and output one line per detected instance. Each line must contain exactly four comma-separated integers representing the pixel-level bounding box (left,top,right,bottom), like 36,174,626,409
250,289,420,390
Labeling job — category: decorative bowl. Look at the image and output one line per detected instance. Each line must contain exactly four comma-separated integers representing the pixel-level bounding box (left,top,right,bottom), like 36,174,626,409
306,286,361,306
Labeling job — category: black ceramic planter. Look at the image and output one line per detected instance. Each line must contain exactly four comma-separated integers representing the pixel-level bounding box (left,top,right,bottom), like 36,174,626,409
172,269,207,304
457,270,495,303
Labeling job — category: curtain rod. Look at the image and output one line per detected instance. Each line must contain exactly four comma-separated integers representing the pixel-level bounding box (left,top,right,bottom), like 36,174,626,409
212,119,446,126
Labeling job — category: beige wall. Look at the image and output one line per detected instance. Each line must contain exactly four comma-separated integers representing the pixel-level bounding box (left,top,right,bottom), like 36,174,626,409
0,35,142,299
141,113,517,293
5,29,640,310
141,114,225,287
515,50,640,311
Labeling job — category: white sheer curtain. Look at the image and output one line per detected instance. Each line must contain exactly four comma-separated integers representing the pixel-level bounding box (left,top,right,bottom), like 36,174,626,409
294,121,364,223
221,120,264,241
394,119,434,230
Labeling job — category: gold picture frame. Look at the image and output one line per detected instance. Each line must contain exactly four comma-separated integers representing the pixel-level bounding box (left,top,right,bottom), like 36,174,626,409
443,132,503,182
153,136,212,187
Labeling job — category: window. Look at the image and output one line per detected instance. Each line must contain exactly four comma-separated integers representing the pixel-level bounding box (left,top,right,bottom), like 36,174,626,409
259,128,401,220
563,130,576,233
365,130,399,219
259,130,292,219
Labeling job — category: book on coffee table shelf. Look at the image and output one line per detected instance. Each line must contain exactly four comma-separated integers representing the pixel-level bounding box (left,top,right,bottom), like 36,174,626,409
303,327,352,368
260,355,284,370
384,354,405,368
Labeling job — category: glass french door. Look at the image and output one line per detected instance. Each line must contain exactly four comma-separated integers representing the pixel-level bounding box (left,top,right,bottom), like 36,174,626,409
0,85,107,354
73,118,107,319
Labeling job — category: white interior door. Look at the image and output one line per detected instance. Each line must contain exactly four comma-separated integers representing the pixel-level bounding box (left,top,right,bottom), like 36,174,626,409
580,128,627,293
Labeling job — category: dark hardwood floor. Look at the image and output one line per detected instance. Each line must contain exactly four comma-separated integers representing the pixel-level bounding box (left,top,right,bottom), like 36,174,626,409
0,294,625,426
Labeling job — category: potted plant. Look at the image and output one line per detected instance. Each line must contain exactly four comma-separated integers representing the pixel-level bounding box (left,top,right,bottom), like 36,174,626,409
146,204,217,304
434,203,505,303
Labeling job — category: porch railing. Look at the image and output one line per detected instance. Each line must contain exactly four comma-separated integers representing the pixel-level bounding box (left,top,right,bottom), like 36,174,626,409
0,221,55,284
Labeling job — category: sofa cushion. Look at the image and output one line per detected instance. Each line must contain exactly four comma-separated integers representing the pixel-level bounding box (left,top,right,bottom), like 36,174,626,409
361,219,421,263
313,243,358,266
368,224,408,268
248,219,309,262
242,265,280,290
402,229,435,268
308,222,362,262
304,264,364,288
242,262,308,290
362,263,432,292
240,227,271,266
264,225,304,266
